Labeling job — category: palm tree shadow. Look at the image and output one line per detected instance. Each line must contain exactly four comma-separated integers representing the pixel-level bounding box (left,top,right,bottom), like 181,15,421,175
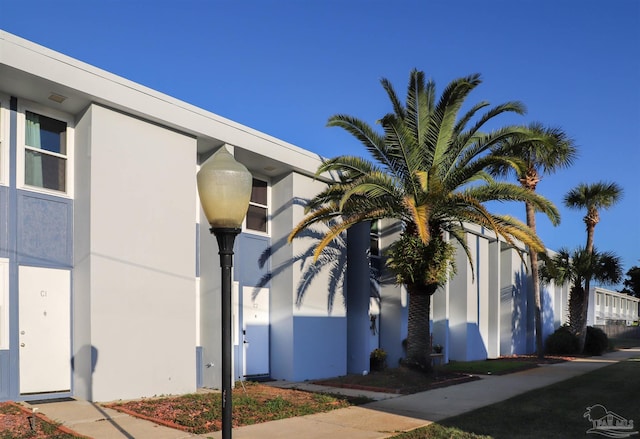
253,220,379,314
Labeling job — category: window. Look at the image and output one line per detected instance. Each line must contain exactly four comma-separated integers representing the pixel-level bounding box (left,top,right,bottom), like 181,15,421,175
597,294,601,306
245,178,268,233
24,111,67,192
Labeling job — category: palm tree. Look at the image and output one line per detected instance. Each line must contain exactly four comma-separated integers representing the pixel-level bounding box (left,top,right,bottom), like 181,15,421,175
540,247,622,351
491,123,577,358
564,181,623,340
564,182,623,254
289,69,560,370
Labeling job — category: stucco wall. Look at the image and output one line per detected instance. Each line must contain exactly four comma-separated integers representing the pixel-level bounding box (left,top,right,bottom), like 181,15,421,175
73,106,93,400
499,244,530,356
378,220,406,367
270,172,347,381
77,104,197,401
269,172,295,380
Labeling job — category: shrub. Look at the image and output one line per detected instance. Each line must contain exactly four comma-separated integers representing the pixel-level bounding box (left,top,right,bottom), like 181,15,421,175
545,326,579,355
584,326,609,356
370,348,387,371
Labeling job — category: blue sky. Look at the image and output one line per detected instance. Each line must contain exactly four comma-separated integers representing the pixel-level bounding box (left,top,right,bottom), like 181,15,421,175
1,0,638,286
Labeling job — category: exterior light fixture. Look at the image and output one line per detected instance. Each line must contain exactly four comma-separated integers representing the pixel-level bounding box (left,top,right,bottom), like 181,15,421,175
48,93,67,104
196,146,252,439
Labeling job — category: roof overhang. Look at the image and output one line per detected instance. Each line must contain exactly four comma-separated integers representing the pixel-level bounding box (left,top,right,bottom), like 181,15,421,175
0,30,327,179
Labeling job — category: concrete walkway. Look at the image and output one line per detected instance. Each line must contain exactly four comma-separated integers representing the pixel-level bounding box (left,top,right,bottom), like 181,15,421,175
24,348,639,439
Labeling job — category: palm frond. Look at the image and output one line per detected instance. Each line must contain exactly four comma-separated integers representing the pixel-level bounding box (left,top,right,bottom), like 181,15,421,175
430,74,482,166
288,206,341,242
464,182,561,225
564,181,623,211
381,76,406,120
327,115,399,173
317,155,379,180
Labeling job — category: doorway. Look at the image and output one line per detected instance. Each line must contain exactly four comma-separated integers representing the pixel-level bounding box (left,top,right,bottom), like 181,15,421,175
242,287,269,378
18,266,71,395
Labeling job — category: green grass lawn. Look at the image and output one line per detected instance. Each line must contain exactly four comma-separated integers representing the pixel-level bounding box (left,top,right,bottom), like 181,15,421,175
391,358,640,439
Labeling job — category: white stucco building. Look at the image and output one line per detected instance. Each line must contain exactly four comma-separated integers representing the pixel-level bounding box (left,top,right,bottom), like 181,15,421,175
0,30,579,403
589,287,639,326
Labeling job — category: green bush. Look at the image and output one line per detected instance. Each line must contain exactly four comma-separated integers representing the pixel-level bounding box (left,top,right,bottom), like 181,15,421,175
370,348,388,371
545,326,579,355
584,326,609,356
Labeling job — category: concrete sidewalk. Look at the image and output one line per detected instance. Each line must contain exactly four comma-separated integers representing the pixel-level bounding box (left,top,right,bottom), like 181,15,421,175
25,348,639,439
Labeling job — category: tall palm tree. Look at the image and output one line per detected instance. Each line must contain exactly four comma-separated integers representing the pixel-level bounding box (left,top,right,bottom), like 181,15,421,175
540,247,622,351
289,69,560,369
564,182,623,254
491,123,577,358
564,181,623,344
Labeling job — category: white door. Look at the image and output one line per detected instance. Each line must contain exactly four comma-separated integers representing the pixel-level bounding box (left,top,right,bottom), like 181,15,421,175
19,266,71,394
242,287,269,377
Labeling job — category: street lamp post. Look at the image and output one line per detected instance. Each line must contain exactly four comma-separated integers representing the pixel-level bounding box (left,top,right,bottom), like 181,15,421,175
196,146,252,439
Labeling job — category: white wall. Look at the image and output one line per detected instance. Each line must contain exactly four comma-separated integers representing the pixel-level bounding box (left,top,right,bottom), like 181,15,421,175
447,232,493,362
499,244,530,355
269,173,295,380
72,107,93,400
198,203,222,389
346,222,371,374
79,105,197,401
377,220,407,368
270,172,347,381
487,239,501,358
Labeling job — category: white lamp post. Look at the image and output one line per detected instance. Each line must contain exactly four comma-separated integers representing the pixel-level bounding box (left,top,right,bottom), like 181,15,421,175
196,146,252,439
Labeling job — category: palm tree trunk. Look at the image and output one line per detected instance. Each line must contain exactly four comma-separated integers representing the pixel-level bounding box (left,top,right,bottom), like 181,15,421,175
406,283,436,371
568,285,583,332
577,289,589,352
525,201,544,359
568,284,588,352
585,222,596,254
581,223,595,353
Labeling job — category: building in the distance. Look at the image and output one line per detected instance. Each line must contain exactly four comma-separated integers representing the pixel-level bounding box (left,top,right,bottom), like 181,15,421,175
1,30,575,403
589,287,639,326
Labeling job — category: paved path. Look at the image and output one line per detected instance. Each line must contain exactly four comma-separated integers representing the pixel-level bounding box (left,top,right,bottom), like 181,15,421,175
25,348,639,439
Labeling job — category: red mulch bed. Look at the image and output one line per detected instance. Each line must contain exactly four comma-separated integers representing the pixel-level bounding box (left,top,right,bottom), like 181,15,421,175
104,383,352,434
0,402,87,438
496,354,577,364
314,367,479,395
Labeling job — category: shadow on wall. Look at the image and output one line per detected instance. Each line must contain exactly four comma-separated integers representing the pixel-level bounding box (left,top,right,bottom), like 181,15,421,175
254,217,379,315
511,271,528,354
71,345,135,438
448,321,489,362
541,285,557,345
71,345,98,401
